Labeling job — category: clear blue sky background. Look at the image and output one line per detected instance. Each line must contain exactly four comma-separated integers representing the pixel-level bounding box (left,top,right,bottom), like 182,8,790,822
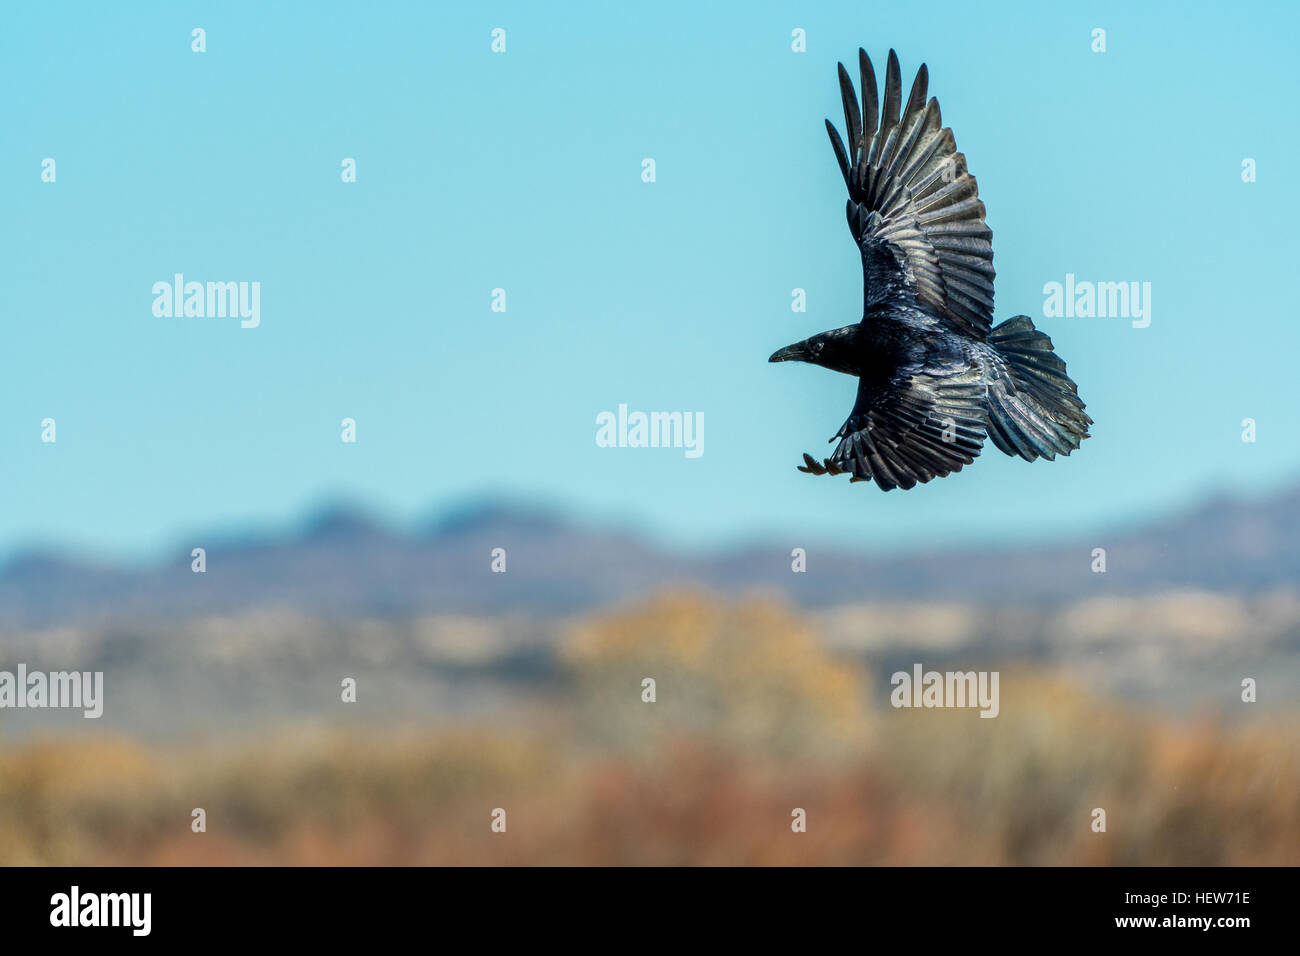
3,0,1298,563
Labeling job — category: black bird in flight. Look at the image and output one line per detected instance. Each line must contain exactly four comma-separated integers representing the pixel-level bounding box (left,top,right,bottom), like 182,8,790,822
770,48,1091,490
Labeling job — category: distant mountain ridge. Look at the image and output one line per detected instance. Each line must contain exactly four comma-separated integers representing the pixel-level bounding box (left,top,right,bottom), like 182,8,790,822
3,483,1299,629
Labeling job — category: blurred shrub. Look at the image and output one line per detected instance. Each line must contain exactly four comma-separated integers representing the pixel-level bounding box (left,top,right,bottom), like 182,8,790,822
562,590,870,755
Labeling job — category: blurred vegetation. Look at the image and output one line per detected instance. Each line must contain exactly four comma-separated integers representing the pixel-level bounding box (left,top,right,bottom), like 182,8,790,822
1,591,1295,865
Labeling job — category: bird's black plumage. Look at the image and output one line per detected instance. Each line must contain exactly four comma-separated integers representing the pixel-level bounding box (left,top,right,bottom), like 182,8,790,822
770,48,1091,491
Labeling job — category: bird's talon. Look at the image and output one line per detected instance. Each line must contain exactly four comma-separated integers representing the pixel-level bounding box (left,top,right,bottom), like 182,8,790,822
797,452,827,475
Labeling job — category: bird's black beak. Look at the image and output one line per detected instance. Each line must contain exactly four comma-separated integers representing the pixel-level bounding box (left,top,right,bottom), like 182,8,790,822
769,342,806,363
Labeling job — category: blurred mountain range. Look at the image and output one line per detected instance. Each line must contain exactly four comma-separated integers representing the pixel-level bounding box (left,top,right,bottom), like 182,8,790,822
3,480,1299,629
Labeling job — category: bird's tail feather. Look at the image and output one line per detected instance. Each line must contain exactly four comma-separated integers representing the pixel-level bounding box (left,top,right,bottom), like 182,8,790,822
985,316,1091,461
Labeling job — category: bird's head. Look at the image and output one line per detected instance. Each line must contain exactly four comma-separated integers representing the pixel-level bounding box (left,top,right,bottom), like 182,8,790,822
769,326,861,376
768,334,826,365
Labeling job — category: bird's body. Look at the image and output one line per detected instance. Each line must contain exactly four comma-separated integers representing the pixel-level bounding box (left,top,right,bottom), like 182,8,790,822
770,48,1091,491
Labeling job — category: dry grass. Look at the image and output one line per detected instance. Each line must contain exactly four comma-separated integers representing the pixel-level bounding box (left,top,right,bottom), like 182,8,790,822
1,592,1295,865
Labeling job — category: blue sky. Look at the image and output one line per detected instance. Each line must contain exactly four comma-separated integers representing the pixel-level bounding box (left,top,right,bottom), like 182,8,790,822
3,0,1298,563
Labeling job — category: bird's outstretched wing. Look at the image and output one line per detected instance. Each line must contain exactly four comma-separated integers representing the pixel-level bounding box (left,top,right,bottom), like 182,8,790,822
826,49,995,340
798,356,988,490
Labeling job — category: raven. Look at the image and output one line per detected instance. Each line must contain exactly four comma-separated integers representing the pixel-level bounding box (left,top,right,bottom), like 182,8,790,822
770,48,1091,490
